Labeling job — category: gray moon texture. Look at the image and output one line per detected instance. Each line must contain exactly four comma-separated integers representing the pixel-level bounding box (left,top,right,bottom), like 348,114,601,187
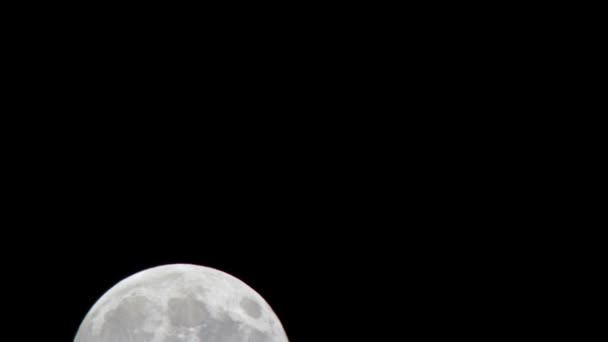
74,264,289,342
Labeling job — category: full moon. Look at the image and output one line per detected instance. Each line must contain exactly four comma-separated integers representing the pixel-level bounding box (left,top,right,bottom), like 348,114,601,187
74,264,289,342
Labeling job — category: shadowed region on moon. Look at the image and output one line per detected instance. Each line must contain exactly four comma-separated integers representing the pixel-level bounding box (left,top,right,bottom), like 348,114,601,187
168,295,211,327
240,298,262,319
197,313,243,342
74,264,288,342
99,296,161,341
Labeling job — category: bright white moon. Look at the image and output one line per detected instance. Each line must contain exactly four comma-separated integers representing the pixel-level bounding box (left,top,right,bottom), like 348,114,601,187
74,264,289,342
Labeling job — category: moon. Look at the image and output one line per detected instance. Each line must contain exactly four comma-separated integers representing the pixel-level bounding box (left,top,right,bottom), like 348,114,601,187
74,264,289,342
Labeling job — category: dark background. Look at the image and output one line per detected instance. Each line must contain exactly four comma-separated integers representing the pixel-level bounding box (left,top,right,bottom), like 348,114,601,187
5,123,555,341
1,3,562,340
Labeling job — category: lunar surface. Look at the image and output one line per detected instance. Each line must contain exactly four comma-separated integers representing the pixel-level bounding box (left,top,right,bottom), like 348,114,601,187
74,264,289,342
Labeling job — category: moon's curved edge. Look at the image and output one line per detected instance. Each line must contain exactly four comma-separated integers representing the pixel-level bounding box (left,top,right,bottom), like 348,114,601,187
74,263,289,342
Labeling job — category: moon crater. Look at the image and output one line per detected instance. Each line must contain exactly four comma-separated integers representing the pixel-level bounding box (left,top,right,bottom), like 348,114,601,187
240,298,262,319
